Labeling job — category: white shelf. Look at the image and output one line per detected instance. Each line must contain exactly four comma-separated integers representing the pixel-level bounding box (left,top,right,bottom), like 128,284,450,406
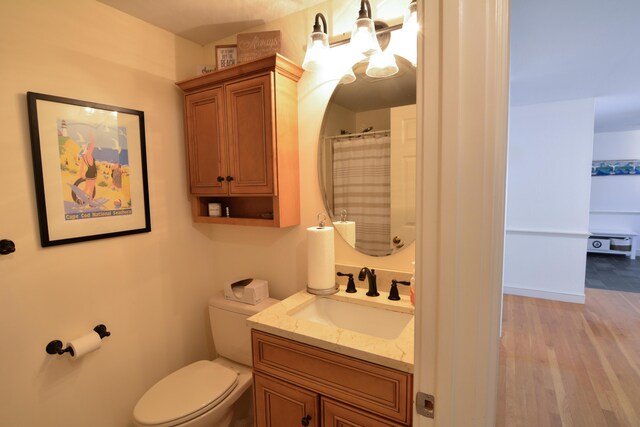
588,231,637,260
587,248,632,256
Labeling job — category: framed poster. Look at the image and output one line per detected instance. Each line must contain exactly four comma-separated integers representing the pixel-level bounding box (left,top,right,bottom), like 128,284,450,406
592,160,640,176
26,92,151,247
215,44,237,69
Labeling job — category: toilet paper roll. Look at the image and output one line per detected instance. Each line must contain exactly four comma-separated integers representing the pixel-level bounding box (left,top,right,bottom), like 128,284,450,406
66,331,102,358
334,221,356,247
307,226,336,292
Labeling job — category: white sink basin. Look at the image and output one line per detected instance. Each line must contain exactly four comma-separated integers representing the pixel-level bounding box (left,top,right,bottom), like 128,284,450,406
289,297,413,340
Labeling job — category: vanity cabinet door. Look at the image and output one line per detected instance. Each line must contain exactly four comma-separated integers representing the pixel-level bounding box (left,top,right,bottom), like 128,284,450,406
225,73,275,195
254,372,319,427
184,87,228,195
321,398,405,427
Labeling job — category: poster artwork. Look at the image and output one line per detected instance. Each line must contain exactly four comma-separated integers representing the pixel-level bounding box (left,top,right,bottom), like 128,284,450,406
219,48,236,68
591,160,640,176
57,116,132,221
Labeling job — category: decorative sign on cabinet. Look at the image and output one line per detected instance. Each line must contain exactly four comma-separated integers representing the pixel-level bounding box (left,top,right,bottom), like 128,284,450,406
176,54,303,227
237,30,282,64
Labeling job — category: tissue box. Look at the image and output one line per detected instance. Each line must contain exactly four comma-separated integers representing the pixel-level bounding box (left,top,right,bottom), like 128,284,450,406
224,278,269,305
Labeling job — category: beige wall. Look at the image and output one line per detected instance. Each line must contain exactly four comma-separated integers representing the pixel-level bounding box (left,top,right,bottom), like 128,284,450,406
0,1,213,426
0,0,414,426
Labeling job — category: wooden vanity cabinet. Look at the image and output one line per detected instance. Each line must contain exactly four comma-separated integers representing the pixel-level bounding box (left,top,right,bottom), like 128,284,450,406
176,54,303,227
252,330,412,427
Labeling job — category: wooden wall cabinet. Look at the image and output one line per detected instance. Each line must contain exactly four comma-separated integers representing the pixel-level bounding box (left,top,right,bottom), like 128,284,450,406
252,330,412,427
176,54,303,227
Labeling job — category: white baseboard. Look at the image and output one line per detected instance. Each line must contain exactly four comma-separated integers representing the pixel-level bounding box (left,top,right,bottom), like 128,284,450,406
503,285,585,304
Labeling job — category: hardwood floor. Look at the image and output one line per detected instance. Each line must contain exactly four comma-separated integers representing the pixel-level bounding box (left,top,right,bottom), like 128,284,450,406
496,289,640,427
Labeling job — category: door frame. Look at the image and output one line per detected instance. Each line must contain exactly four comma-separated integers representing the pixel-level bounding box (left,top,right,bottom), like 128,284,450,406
413,0,511,425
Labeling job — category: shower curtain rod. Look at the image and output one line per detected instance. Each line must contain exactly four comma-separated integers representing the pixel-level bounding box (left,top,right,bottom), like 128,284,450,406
325,129,390,140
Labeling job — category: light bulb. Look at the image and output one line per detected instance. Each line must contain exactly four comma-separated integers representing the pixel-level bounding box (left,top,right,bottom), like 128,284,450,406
350,17,381,57
366,51,398,78
302,13,330,72
302,31,329,71
399,1,418,65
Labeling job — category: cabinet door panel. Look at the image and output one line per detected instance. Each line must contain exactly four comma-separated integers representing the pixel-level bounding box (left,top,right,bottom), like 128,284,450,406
321,398,405,427
226,74,275,195
254,373,318,427
185,87,227,194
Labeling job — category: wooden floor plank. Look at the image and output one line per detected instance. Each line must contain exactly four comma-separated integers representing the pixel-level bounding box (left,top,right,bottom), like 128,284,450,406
497,289,640,427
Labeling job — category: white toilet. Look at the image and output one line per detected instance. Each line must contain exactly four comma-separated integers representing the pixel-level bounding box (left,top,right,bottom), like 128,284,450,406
132,292,278,427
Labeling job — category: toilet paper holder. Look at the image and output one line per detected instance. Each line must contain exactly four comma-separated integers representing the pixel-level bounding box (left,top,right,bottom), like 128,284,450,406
46,324,111,356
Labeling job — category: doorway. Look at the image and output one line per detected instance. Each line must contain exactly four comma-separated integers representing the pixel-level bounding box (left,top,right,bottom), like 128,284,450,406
499,0,640,425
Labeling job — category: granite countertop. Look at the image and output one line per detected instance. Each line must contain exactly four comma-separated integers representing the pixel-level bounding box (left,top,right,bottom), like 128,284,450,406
247,287,414,373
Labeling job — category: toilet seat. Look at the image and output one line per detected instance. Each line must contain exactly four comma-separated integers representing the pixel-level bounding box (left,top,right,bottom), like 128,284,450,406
133,360,239,427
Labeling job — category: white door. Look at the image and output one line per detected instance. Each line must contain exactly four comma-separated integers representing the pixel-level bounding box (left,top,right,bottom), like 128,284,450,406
390,104,417,251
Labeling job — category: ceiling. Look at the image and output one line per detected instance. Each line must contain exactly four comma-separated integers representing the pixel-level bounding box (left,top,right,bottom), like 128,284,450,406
510,0,640,133
99,0,640,133
97,0,326,46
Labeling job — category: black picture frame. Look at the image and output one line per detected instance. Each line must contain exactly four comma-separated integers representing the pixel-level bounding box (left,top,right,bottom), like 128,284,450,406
27,92,151,246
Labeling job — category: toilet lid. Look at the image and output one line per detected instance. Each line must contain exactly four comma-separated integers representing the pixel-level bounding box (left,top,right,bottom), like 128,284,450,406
133,360,239,427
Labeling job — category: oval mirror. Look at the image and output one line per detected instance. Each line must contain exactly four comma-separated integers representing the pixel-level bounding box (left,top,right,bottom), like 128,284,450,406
318,55,417,256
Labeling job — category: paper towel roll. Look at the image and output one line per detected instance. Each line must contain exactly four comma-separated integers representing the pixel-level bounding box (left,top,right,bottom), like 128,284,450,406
66,331,102,358
334,221,356,247
307,226,336,293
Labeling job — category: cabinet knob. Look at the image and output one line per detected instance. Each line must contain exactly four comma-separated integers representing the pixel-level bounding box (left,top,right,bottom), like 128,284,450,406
226,176,234,182
301,415,312,426
217,176,225,182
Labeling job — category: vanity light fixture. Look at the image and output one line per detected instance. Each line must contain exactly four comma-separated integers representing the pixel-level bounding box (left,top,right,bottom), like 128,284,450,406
302,13,330,71
307,1,414,78
350,0,382,57
400,0,418,65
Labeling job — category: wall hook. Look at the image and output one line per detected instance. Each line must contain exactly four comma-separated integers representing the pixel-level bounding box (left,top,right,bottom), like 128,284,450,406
0,239,16,255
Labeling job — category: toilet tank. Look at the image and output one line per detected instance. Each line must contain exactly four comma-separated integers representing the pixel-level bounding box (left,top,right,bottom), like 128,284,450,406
208,292,279,367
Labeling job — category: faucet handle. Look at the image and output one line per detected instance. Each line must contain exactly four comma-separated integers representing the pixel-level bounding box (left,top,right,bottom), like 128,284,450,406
388,279,411,301
337,272,357,293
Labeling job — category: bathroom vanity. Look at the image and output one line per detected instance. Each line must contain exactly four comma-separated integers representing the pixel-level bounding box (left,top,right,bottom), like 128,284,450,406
176,54,303,227
249,289,414,426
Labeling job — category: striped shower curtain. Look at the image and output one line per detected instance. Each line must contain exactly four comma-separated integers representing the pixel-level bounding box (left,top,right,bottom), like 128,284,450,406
332,134,391,256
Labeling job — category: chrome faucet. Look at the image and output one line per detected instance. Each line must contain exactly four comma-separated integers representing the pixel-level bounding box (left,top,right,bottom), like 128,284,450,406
358,267,379,297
